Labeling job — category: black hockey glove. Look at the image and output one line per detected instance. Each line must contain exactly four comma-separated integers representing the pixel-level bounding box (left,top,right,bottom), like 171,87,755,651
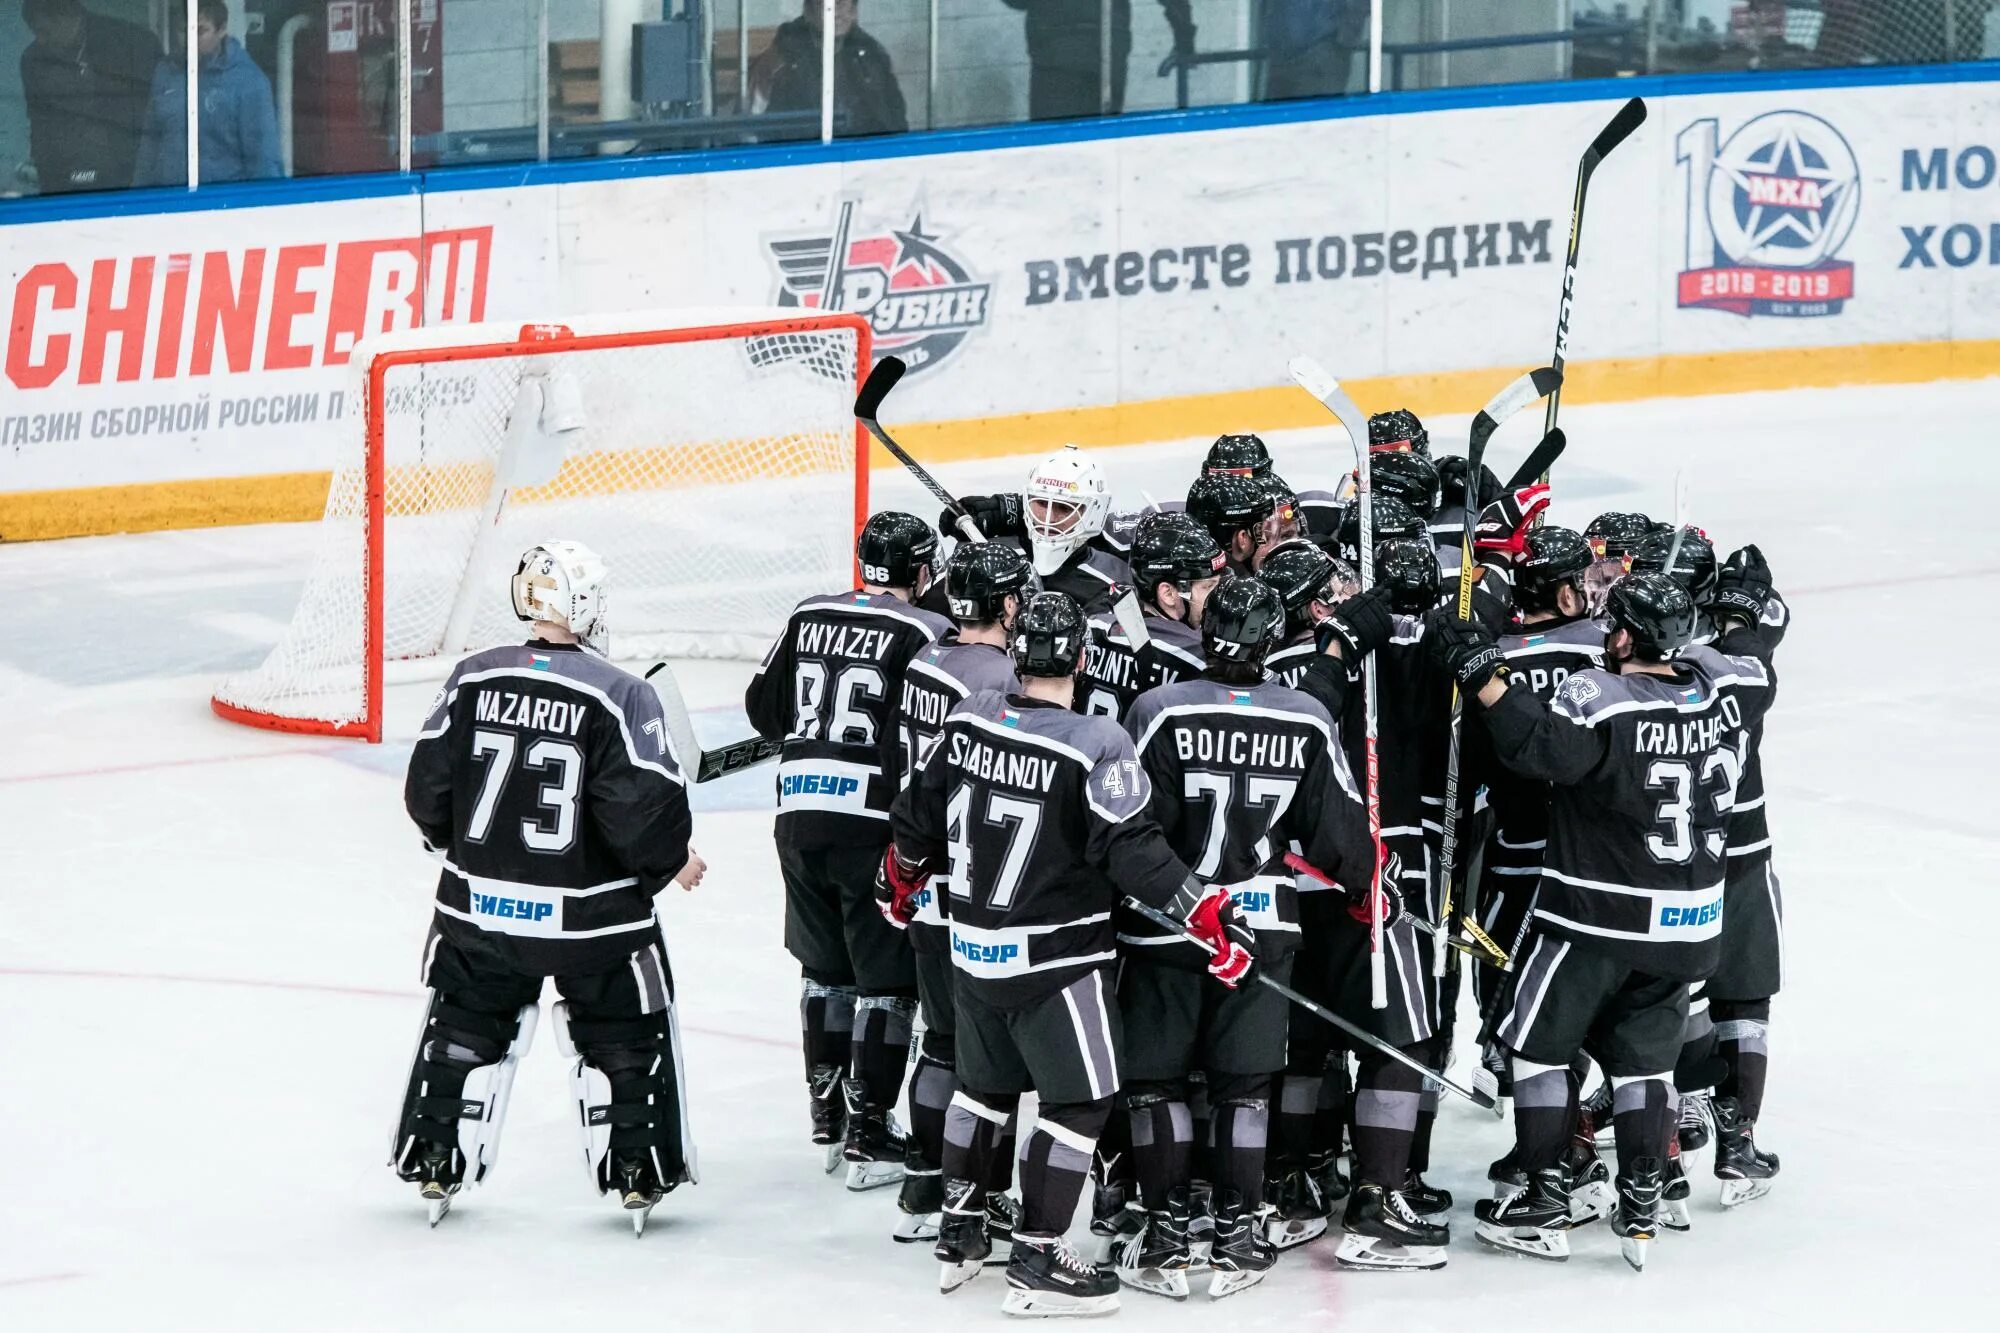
946,494,1024,540
1315,586,1394,661
1426,613,1510,693
1437,454,1505,510
1345,849,1408,929
1712,544,1773,627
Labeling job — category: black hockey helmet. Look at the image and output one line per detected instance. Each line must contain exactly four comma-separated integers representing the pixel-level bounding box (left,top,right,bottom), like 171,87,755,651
1584,511,1655,562
1370,449,1441,521
1131,511,1226,603
1204,433,1273,478
1012,591,1088,678
945,542,1035,625
1337,494,1429,554
1368,408,1430,457
1606,572,1699,662
1186,472,1277,548
1376,538,1443,615
1513,526,1593,614
1259,472,1302,541
857,511,937,589
1630,527,1719,606
1202,575,1287,666
1257,538,1342,620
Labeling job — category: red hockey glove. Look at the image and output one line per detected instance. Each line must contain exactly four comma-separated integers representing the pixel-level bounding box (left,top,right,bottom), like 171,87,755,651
1472,483,1553,559
874,846,931,930
1184,884,1256,988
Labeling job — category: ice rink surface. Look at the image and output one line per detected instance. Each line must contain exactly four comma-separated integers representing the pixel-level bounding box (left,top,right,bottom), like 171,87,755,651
4,379,1997,1330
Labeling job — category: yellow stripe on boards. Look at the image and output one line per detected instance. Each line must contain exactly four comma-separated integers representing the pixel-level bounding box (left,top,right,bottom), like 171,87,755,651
4,337,1997,544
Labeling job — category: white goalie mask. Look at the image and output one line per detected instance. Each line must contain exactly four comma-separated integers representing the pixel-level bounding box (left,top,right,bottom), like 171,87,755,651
512,540,610,654
1022,444,1111,577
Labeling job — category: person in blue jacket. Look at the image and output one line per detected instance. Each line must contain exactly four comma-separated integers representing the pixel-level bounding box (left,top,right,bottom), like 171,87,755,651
134,0,282,185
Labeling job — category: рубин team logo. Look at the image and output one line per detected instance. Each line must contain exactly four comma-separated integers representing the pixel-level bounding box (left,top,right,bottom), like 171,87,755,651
1675,110,1861,317
765,199,991,376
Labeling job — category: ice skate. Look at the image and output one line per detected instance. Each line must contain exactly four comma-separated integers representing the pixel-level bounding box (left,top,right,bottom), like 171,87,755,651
936,1182,992,1294
841,1080,907,1191
1335,1183,1448,1271
1113,1188,1193,1300
1660,1147,1692,1233
1207,1192,1275,1299
613,1154,666,1237
895,1161,944,1243
1713,1098,1778,1207
1265,1168,1329,1249
1400,1170,1453,1216
408,1143,461,1229
1678,1089,1714,1153
984,1192,1021,1264
1474,1166,1570,1261
1003,1234,1120,1317
1615,1157,1664,1272
1308,1149,1349,1208
808,1063,845,1175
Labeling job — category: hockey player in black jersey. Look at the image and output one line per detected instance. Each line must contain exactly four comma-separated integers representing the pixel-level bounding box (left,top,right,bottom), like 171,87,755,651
1638,542,1789,1207
1434,571,1776,1269
394,541,704,1232
1076,511,1221,721
1583,510,1655,613
880,591,1253,1317
1258,539,1360,689
1114,577,1376,1300
1187,471,1286,575
888,542,1033,1243
745,511,953,1188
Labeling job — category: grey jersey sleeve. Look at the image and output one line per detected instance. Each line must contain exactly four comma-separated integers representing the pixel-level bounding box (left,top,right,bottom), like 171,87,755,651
1080,722,1193,912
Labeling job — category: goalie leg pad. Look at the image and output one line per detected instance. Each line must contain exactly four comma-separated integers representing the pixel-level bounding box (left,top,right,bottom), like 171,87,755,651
392,995,538,1188
553,1000,699,1195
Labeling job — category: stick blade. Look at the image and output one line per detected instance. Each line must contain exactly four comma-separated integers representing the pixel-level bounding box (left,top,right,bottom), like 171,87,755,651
1287,354,1339,405
854,355,907,422
1472,365,1564,448
1590,96,1648,161
1504,427,1566,490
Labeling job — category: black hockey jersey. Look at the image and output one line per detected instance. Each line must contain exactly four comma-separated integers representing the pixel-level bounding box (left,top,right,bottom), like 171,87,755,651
1267,632,1319,689
889,691,1191,1006
1479,643,1775,980
1476,615,1608,890
1103,492,1343,553
1720,590,1789,866
1122,676,1372,968
406,642,694,974
893,637,1022,954
745,589,951,850
1077,609,1205,721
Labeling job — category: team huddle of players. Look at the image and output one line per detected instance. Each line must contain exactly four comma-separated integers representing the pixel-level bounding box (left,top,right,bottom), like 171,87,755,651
745,414,1788,1313
381,410,1786,1310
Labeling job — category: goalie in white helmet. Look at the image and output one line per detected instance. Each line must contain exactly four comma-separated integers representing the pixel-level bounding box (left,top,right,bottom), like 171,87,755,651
394,539,707,1235
939,444,1134,614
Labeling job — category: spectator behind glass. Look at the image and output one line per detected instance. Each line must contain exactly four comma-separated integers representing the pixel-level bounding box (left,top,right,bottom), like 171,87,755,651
1003,0,1194,122
1259,0,1369,100
134,0,281,186
749,0,909,137
19,0,161,193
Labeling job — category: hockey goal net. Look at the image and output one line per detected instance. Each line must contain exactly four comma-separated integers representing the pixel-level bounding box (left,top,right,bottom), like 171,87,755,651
214,308,871,742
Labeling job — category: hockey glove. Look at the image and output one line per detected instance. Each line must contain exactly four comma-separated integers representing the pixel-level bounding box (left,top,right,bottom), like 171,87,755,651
1712,544,1774,627
946,494,1024,540
1345,849,1408,929
1427,613,1510,693
1183,884,1256,988
874,846,931,930
1472,483,1553,559
1315,586,1394,661
1437,454,1505,510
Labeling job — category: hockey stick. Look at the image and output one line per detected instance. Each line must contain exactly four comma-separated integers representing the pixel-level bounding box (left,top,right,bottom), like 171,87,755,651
855,356,986,544
1665,469,1691,573
1285,355,1388,1010
1541,96,1647,449
1504,427,1568,492
1282,852,1506,966
1433,377,1563,980
644,662,782,784
1123,891,1501,1114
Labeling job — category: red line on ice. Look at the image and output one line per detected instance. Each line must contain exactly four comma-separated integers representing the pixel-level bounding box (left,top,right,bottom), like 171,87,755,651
0,966,791,1048
0,1272,86,1288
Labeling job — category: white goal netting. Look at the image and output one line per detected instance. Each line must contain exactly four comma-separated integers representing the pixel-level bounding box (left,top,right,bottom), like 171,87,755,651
214,309,868,738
